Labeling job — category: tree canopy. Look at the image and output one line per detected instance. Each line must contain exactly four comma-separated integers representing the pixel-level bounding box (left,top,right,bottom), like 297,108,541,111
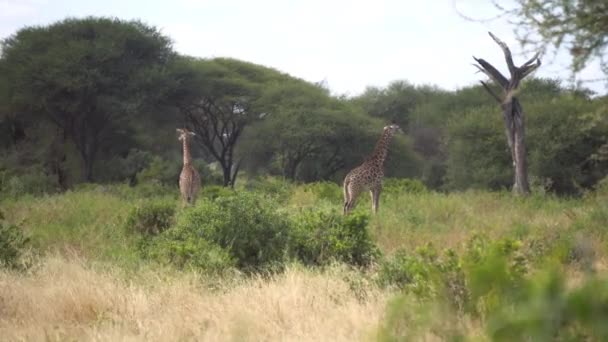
1,17,173,181
497,0,608,81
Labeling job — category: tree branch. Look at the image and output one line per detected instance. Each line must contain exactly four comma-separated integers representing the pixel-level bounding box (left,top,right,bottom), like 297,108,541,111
480,81,503,103
489,31,517,77
473,57,509,88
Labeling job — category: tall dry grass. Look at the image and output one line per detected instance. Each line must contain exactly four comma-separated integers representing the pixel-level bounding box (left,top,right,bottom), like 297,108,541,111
0,256,389,341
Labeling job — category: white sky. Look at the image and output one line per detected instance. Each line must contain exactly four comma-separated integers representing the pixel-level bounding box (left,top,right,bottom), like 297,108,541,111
1,0,605,96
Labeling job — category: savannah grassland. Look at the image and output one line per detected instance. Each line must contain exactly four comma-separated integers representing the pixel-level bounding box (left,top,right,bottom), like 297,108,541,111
1,180,608,341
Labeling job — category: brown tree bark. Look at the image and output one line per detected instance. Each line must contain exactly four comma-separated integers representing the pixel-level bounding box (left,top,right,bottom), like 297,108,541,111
473,32,541,195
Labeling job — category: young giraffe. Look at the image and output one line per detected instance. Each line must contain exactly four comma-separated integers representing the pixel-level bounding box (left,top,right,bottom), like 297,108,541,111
177,128,201,205
343,124,402,215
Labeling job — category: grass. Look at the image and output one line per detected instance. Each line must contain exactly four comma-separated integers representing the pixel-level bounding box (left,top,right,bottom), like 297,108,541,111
0,256,387,341
1,180,608,340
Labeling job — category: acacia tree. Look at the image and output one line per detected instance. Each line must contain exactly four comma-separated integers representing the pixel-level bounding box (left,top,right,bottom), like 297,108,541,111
169,57,282,187
474,32,542,195
1,17,173,181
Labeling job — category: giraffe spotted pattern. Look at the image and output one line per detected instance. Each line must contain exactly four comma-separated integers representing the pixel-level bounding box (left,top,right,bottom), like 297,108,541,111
177,128,201,205
343,124,402,215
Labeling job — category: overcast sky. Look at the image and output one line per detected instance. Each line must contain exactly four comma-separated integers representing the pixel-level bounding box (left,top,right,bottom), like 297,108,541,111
1,0,605,96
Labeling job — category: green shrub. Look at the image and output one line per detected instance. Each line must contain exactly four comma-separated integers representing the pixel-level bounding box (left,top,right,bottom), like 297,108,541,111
200,185,235,200
462,234,528,316
0,218,29,269
383,178,428,194
140,234,235,274
488,269,608,341
378,244,467,310
301,181,342,201
244,177,294,201
289,209,380,267
169,192,291,272
124,199,176,235
0,168,58,198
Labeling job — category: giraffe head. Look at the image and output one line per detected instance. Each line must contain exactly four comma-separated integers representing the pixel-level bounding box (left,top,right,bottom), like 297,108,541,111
384,123,403,135
176,128,195,142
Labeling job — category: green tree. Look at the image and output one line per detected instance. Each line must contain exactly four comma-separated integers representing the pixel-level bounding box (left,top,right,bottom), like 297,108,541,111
499,0,608,80
0,17,173,181
166,57,287,187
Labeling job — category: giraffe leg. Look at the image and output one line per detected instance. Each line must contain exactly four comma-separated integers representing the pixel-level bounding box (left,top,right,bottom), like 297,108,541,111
345,185,360,215
371,186,381,214
343,178,351,215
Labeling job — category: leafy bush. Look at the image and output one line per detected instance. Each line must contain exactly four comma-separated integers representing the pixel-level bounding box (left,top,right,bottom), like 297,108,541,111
140,234,235,274
301,181,342,202
244,177,294,201
199,185,235,200
488,269,608,341
378,243,467,310
383,178,428,194
167,192,291,272
289,209,380,267
0,216,29,269
462,234,528,316
124,199,176,235
0,168,58,198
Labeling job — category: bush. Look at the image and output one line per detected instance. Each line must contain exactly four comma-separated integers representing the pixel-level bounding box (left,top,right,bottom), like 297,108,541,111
244,177,294,201
124,199,176,235
301,181,342,202
488,269,608,341
378,244,467,310
0,168,58,198
462,235,528,316
167,192,291,272
383,178,428,195
289,209,380,267
141,234,235,274
199,185,235,200
0,217,29,269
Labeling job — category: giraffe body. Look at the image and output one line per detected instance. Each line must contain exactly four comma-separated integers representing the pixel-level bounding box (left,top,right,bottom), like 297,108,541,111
343,124,401,215
177,128,201,205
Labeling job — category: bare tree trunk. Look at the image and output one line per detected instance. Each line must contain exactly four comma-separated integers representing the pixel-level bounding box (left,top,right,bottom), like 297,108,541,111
474,32,541,195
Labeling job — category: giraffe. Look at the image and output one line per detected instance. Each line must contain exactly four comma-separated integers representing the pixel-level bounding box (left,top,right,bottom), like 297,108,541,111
177,128,201,205
343,123,402,215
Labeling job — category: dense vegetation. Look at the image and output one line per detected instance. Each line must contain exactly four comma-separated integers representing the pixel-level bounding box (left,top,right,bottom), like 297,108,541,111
1,17,607,196
2,180,608,339
2,12,608,341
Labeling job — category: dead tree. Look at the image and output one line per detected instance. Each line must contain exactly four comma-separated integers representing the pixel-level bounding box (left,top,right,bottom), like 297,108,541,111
473,32,541,195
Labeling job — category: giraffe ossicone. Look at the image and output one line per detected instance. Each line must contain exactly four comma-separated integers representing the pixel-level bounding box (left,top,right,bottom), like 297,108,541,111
177,128,201,205
343,123,402,215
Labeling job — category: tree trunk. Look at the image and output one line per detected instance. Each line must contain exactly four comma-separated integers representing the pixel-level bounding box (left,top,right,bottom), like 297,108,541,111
221,163,232,187
474,32,541,195
511,99,530,193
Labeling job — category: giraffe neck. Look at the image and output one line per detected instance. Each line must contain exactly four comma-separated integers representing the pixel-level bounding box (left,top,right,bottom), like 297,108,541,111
368,130,394,167
182,138,192,166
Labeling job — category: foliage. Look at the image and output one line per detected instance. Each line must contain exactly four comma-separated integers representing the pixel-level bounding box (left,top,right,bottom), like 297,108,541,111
300,181,343,202
243,176,295,201
378,243,467,311
0,214,30,269
289,209,380,267
140,233,235,274
444,106,513,190
527,95,608,194
124,199,176,236
382,178,428,195
241,81,395,182
0,17,174,181
160,192,291,272
501,0,608,77
166,57,288,186
0,167,59,198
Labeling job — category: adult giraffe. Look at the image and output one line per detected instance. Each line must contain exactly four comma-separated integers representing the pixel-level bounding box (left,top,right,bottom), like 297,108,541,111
343,124,402,215
177,128,201,205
